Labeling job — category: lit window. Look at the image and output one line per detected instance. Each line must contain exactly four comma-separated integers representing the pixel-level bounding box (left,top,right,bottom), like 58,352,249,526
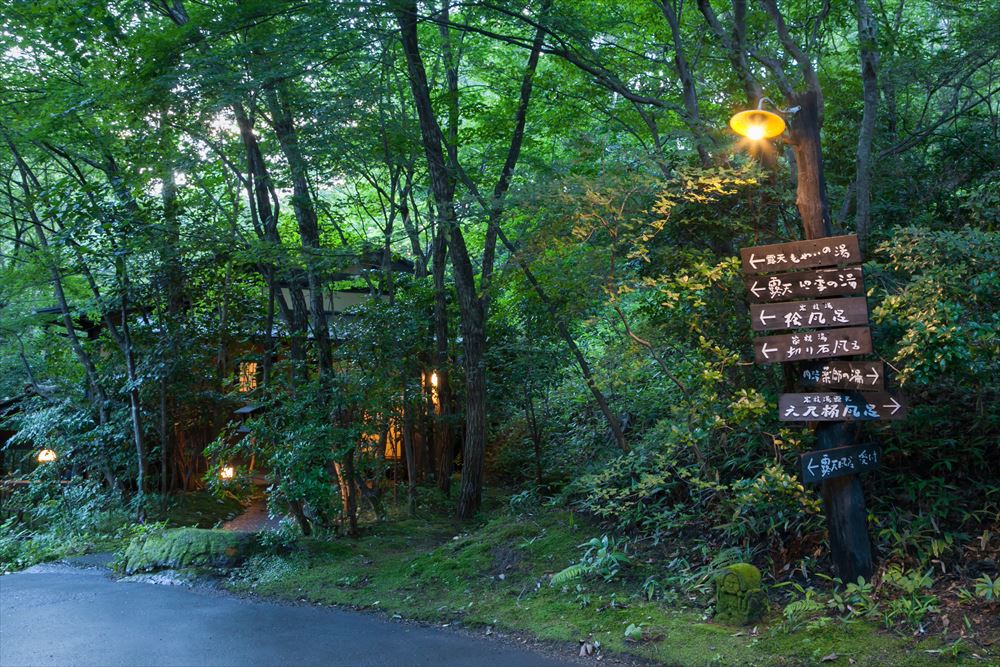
238,362,258,392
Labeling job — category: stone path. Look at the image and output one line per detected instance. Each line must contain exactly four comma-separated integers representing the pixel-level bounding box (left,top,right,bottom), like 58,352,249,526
220,498,282,533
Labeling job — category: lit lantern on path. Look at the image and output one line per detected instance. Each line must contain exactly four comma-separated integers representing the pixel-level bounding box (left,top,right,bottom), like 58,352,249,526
37,449,57,463
219,465,235,481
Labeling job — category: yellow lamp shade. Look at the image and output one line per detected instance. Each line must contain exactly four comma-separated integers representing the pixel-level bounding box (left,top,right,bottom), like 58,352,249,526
37,449,57,463
729,109,786,139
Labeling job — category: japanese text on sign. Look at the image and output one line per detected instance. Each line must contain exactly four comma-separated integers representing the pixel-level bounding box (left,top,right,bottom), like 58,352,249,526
750,296,869,332
798,361,884,391
753,327,872,364
741,235,861,274
800,444,881,484
745,267,864,303
779,392,907,421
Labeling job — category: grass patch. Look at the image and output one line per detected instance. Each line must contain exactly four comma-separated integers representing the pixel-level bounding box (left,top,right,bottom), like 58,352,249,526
225,492,979,666
151,491,246,528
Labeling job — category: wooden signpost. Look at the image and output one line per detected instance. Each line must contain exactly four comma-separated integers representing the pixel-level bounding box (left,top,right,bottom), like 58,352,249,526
740,235,861,274
740,232,908,583
753,326,872,364
749,296,869,332
779,392,907,421
800,444,881,484
745,267,864,303
798,361,885,391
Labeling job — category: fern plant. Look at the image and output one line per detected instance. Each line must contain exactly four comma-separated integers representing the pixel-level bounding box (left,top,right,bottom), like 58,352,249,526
550,534,630,586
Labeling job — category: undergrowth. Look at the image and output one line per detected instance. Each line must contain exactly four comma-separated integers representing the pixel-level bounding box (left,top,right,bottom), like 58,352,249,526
223,491,995,666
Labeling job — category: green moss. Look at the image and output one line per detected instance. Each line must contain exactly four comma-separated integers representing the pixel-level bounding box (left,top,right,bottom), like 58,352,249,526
714,563,766,626
122,528,257,574
224,507,994,666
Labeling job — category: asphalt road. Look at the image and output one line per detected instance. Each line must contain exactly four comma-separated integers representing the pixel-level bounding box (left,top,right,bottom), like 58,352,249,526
0,559,577,667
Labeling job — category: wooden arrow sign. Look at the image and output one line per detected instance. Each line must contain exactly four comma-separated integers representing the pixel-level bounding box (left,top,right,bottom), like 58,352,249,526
744,267,864,303
749,296,869,332
800,444,881,484
741,235,861,274
753,326,872,364
797,361,885,391
779,391,907,421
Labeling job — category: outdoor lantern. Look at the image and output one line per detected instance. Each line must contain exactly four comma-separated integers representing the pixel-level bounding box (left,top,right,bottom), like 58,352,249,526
37,449,57,463
220,465,235,480
729,99,787,140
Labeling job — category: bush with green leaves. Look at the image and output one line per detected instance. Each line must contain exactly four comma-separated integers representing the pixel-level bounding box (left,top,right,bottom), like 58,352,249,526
0,477,133,573
882,567,939,632
206,373,360,536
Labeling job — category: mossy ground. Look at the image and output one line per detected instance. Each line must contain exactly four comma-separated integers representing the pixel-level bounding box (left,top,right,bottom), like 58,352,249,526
121,527,257,574
152,490,246,528
226,489,993,666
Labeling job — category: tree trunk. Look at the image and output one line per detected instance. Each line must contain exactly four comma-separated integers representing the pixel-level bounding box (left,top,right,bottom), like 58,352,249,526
854,0,879,251
233,101,305,374
402,400,417,516
788,90,874,584
431,225,455,494
661,1,711,167
263,85,333,377
455,304,487,518
395,1,487,518
3,133,127,495
343,450,359,536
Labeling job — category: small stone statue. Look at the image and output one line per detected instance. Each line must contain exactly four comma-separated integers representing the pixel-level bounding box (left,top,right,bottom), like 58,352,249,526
714,563,767,625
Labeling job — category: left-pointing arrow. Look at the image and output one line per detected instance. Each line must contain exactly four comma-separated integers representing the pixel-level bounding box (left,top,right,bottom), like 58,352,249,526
749,281,765,298
759,311,776,326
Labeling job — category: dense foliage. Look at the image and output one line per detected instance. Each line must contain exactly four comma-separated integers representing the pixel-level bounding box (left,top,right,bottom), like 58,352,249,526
1,0,996,617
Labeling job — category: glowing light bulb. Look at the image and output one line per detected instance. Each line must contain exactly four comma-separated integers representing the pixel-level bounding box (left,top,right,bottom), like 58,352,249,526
746,124,765,141
37,449,57,463
220,465,235,480
430,372,439,388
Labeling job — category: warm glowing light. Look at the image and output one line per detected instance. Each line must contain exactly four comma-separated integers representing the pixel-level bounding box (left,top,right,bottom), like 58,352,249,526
729,109,785,140
220,465,235,480
238,362,258,393
37,449,57,463
430,371,439,388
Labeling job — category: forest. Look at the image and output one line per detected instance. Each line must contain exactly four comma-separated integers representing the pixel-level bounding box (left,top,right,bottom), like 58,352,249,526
0,0,997,664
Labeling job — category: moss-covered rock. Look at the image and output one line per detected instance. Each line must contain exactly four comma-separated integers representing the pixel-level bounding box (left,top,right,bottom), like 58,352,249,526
714,562,767,625
121,528,258,575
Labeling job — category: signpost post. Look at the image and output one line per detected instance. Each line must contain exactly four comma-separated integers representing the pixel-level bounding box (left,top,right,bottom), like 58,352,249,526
740,226,907,582
731,91,910,583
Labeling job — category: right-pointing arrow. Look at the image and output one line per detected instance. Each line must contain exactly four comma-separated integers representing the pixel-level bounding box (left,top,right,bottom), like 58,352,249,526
866,368,879,383
883,396,902,415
